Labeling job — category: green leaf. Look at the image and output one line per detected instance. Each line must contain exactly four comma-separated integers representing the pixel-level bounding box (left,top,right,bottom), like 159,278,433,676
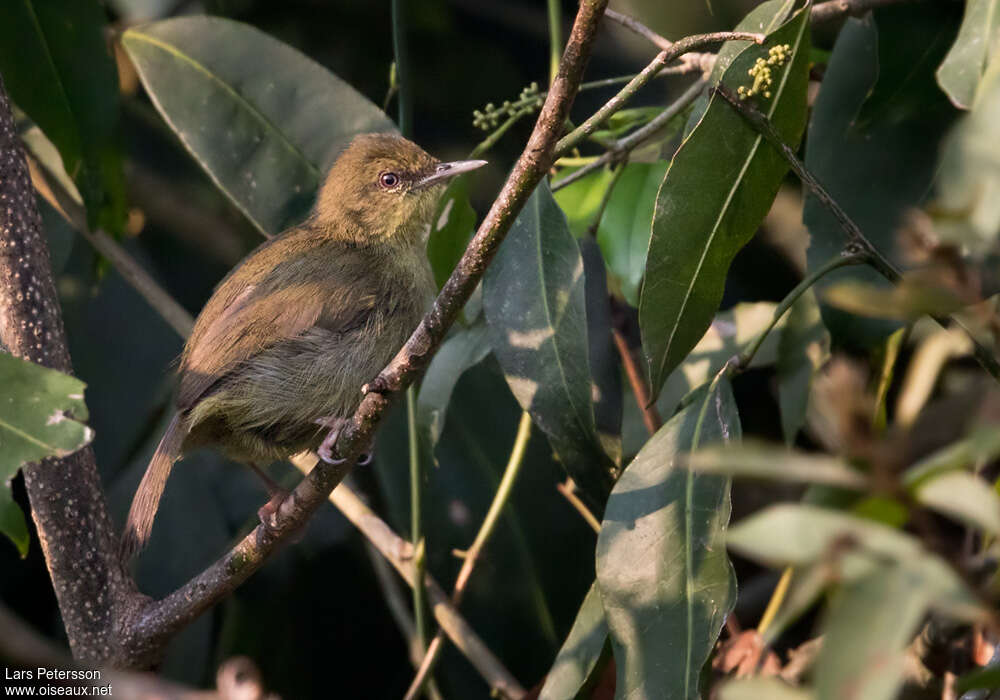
934,57,1000,256
914,471,1000,535
553,166,616,238
777,290,829,444
640,7,811,398
814,566,931,700
718,678,812,700
0,0,126,233
936,0,1000,109
727,504,984,621
596,162,669,306
539,582,609,700
416,323,491,450
0,485,29,558
0,353,93,555
804,7,960,347
121,16,395,236
823,277,967,320
596,378,740,700
427,176,477,291
484,182,615,507
687,441,867,490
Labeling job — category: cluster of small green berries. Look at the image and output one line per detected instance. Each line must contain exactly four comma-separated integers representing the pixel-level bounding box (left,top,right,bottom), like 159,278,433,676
472,82,545,131
737,43,792,99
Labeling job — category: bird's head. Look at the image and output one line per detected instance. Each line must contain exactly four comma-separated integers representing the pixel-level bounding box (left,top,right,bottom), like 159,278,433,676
313,133,486,245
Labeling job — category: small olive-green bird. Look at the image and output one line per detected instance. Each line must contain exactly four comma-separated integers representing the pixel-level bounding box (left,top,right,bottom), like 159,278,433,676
120,133,486,560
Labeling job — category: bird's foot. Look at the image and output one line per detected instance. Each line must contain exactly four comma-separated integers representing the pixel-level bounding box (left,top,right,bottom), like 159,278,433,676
257,490,287,530
315,416,349,464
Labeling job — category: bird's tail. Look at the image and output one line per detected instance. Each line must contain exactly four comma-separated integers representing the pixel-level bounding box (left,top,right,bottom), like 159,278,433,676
119,413,187,562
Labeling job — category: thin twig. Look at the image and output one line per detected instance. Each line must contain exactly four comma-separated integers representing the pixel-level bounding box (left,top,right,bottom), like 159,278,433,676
811,0,912,23
551,78,705,192
714,85,1000,382
556,480,601,533
612,328,661,434
555,31,764,156
403,411,533,700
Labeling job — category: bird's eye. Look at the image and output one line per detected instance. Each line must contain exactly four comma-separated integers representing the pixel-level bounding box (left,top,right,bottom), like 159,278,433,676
378,172,400,189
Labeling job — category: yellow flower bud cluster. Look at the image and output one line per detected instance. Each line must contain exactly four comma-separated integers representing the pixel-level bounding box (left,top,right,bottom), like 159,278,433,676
737,43,793,100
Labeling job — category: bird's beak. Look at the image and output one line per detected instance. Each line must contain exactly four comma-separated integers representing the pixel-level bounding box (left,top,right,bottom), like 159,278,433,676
416,159,488,189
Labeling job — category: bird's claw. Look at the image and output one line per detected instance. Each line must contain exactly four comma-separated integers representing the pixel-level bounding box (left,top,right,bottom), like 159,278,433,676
358,451,373,466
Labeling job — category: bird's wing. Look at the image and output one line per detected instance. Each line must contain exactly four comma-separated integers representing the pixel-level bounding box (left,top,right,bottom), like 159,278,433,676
177,239,377,411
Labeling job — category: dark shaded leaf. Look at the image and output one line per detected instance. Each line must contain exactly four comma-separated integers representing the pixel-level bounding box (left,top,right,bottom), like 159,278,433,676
416,322,491,450
804,7,960,347
539,582,609,700
640,8,811,398
0,0,126,233
0,486,28,558
777,290,829,444
596,378,740,699
936,0,1000,109
581,238,622,464
427,176,477,291
484,183,615,507
122,16,395,235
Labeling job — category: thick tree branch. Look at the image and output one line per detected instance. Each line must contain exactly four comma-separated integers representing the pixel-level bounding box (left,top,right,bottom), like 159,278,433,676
0,73,145,665
120,0,611,666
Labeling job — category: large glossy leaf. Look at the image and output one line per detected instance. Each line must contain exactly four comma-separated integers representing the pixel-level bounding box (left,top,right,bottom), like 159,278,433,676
814,566,930,700
936,0,1000,109
0,0,125,233
122,16,396,236
640,7,810,398
596,378,740,700
484,182,615,507
727,504,984,621
804,6,960,347
777,290,830,444
0,353,94,555
539,582,609,700
553,167,616,237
